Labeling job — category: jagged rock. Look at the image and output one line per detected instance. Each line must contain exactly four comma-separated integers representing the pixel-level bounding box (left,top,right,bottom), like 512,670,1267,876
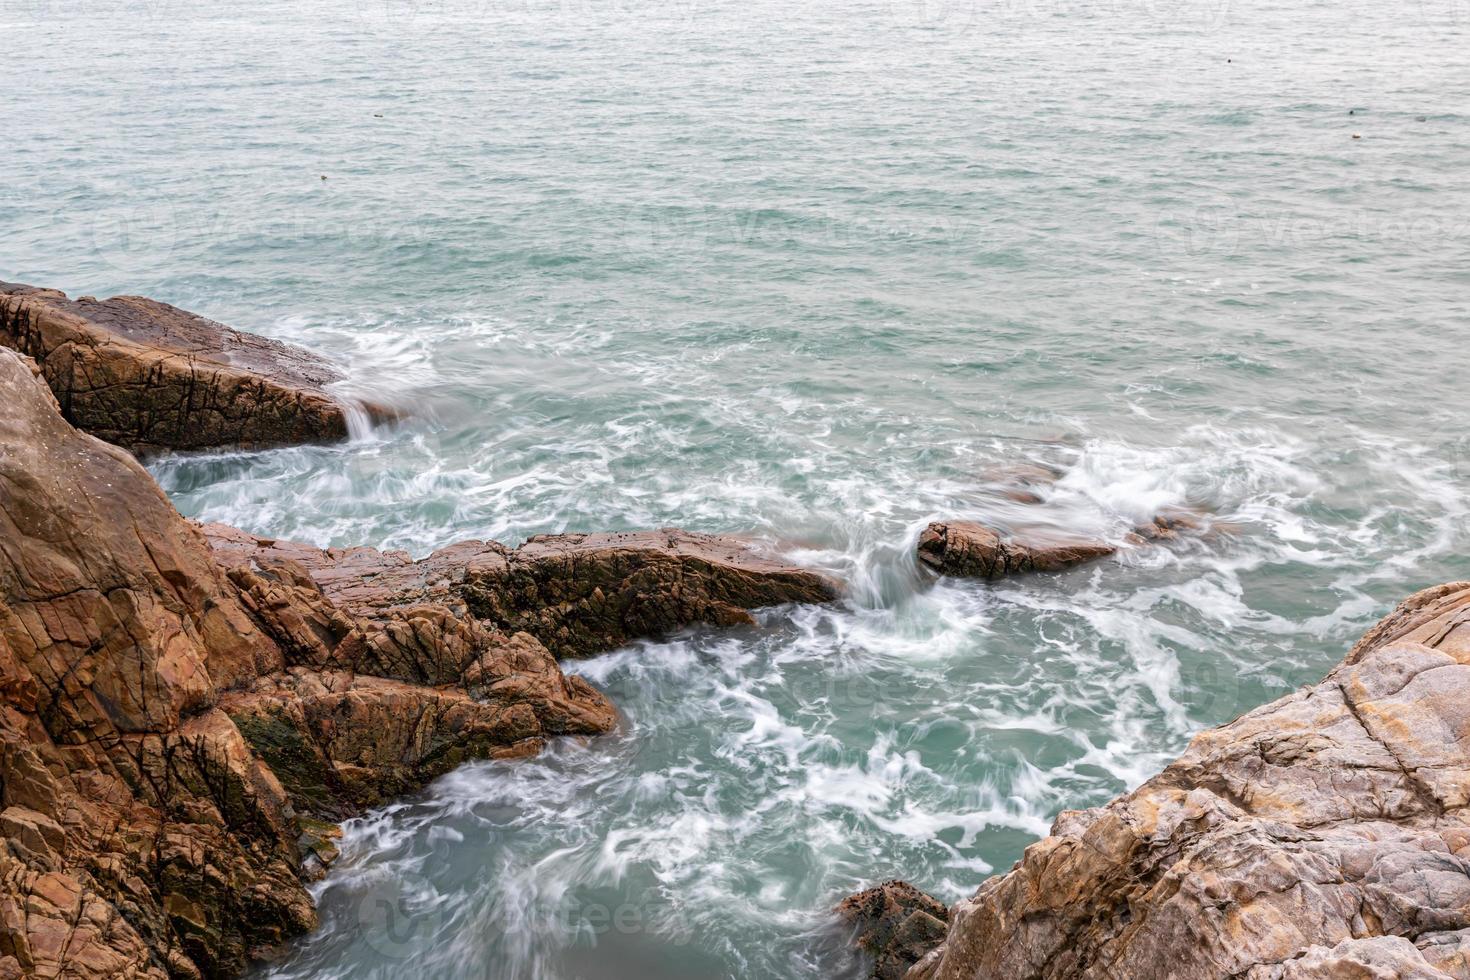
838,880,950,980
0,281,387,456
917,521,1116,579
220,663,606,817
0,340,841,976
0,347,613,977
202,524,842,660
0,346,322,974
859,581,1470,980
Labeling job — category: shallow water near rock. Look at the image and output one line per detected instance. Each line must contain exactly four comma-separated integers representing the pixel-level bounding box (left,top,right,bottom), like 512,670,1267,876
5,0,1470,976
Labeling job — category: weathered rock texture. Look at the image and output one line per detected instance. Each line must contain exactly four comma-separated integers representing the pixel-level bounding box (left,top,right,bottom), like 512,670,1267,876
0,348,314,978
851,581,1470,980
917,521,1116,579
0,342,839,977
0,348,610,978
201,524,841,661
0,281,376,455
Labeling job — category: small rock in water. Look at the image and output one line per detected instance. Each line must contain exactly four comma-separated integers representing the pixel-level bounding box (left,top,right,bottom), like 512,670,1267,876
837,881,949,980
917,521,1115,580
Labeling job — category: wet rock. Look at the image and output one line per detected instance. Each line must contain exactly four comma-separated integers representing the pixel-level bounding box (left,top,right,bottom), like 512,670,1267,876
220,662,608,817
0,346,316,974
864,581,1470,980
0,339,838,975
0,347,613,977
916,521,1116,579
202,525,842,660
1128,506,1209,543
838,880,950,980
0,281,388,455
977,463,1063,505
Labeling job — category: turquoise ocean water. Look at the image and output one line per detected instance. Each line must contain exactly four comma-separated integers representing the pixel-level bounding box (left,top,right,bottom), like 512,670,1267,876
4,0,1470,975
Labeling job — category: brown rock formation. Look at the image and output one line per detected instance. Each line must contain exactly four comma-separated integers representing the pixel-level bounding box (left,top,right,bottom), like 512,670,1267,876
0,281,384,456
201,524,842,661
0,347,612,978
917,521,1116,579
847,581,1470,980
0,348,313,977
0,341,840,977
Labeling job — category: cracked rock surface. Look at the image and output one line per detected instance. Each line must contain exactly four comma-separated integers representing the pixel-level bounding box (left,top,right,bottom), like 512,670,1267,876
917,520,1117,579
848,581,1470,980
0,281,375,456
0,346,833,977
201,523,842,661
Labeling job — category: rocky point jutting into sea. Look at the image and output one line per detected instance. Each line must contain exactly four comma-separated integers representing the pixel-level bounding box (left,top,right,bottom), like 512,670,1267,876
0,287,837,977
2,286,1468,980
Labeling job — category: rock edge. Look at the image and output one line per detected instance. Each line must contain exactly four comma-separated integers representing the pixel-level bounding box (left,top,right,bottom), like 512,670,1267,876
845,580,1470,979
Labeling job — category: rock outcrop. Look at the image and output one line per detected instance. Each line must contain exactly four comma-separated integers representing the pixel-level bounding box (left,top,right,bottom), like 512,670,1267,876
0,281,384,456
0,348,316,977
846,581,1470,980
917,521,1116,579
0,339,843,977
201,524,842,661
0,345,837,978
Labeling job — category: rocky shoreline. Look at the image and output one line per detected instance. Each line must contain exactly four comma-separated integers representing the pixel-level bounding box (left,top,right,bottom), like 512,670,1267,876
3,286,1466,979
842,582,1470,979
0,282,393,456
0,292,838,978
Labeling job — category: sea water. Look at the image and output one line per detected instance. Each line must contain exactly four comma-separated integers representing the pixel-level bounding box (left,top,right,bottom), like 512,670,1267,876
4,0,1469,975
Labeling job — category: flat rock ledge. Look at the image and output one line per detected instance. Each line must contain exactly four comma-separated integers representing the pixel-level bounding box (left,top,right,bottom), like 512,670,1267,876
917,520,1117,579
0,280,386,456
843,580,1470,980
201,524,842,661
917,511,1209,581
0,347,836,979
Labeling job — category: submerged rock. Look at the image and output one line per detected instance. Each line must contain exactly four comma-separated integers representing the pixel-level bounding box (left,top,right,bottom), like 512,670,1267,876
0,281,387,455
917,520,1116,579
976,462,1063,505
847,581,1470,980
